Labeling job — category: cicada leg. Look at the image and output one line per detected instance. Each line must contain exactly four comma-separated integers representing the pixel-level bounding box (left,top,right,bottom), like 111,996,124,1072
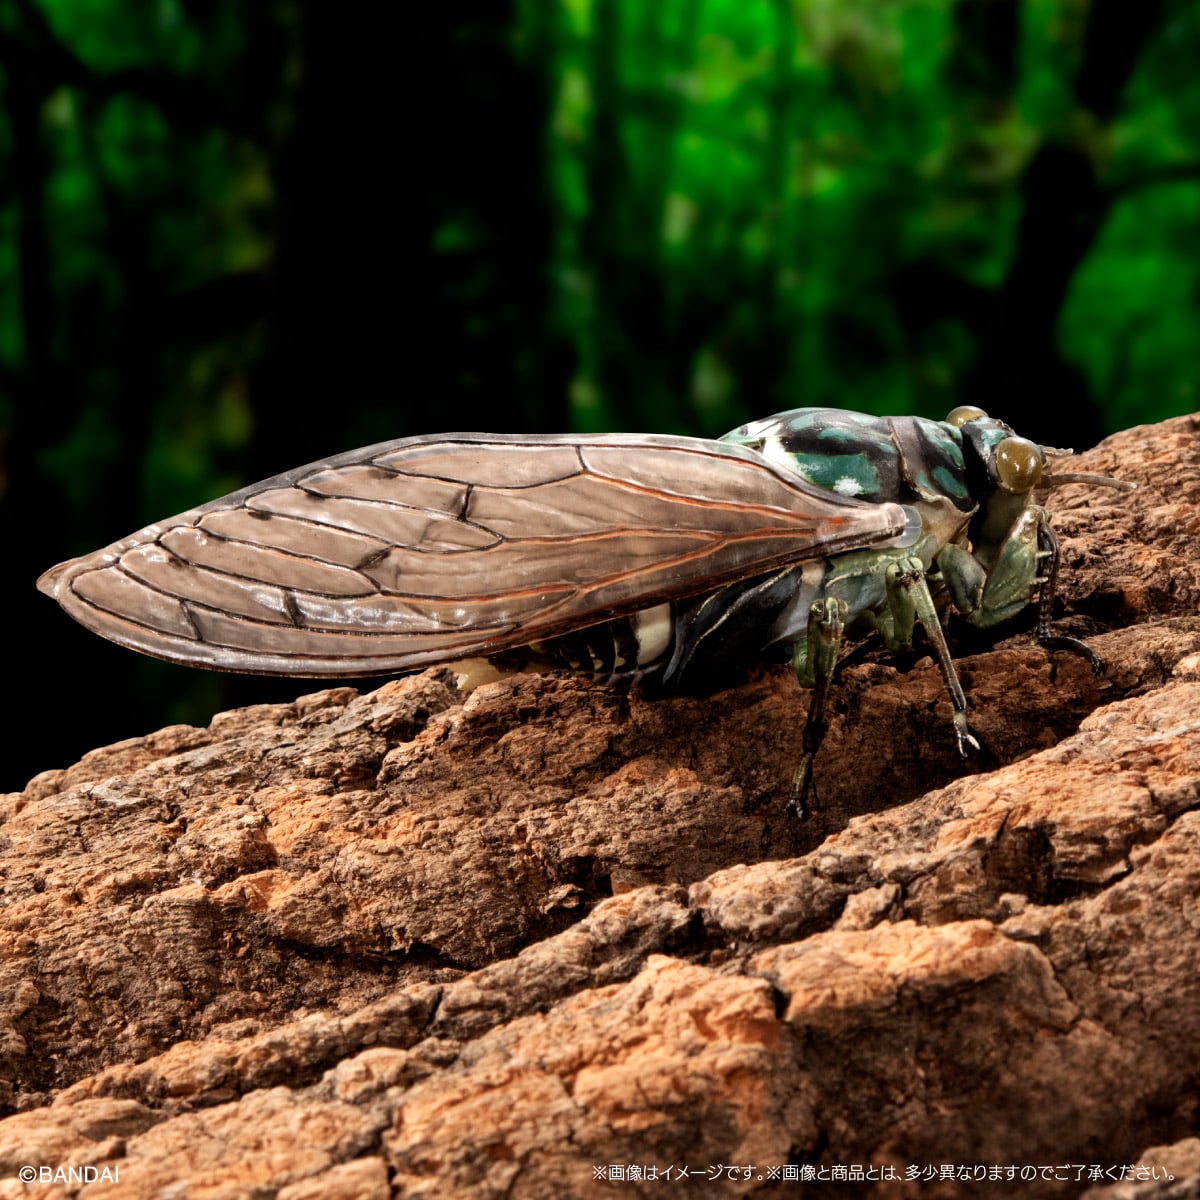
883,556,980,763
789,597,847,819
1033,520,1104,672
954,506,1104,672
788,553,980,819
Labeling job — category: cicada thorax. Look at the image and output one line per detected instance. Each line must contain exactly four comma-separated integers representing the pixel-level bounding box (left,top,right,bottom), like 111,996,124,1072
725,407,1069,619
722,410,985,613
722,407,1015,541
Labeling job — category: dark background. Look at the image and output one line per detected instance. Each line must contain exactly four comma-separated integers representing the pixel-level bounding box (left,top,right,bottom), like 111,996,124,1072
2,0,1198,790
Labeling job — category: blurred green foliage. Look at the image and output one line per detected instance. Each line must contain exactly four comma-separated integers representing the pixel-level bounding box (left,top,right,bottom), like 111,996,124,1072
1,0,1198,786
526,0,1199,438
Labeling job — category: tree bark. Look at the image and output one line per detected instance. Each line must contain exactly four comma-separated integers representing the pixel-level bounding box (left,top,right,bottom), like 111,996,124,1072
2,414,1199,1198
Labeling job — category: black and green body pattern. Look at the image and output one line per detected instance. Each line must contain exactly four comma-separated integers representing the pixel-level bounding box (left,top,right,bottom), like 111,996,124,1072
722,407,995,510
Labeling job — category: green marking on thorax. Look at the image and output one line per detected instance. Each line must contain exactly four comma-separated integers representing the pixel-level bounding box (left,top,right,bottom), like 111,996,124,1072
932,464,967,501
792,452,883,498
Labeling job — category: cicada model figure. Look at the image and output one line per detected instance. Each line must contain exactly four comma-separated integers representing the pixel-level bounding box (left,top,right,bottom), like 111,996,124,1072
39,406,1130,814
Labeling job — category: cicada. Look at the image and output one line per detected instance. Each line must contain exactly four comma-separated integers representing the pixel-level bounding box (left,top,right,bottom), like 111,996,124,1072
38,406,1129,814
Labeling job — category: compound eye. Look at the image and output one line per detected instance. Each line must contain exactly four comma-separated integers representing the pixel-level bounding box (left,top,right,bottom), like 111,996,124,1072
995,436,1044,493
946,405,988,428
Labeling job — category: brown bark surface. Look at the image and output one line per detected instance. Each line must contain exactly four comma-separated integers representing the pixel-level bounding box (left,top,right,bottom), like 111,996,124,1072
2,415,1199,1199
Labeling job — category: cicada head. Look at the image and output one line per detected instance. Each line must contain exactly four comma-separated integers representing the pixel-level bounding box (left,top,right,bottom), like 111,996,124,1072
946,405,1132,568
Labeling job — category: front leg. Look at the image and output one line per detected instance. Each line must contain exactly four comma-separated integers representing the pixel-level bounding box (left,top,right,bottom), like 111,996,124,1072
944,507,1104,672
1034,519,1103,671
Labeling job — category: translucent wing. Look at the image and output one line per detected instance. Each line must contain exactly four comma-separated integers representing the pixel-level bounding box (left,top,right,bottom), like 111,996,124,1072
38,432,913,676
